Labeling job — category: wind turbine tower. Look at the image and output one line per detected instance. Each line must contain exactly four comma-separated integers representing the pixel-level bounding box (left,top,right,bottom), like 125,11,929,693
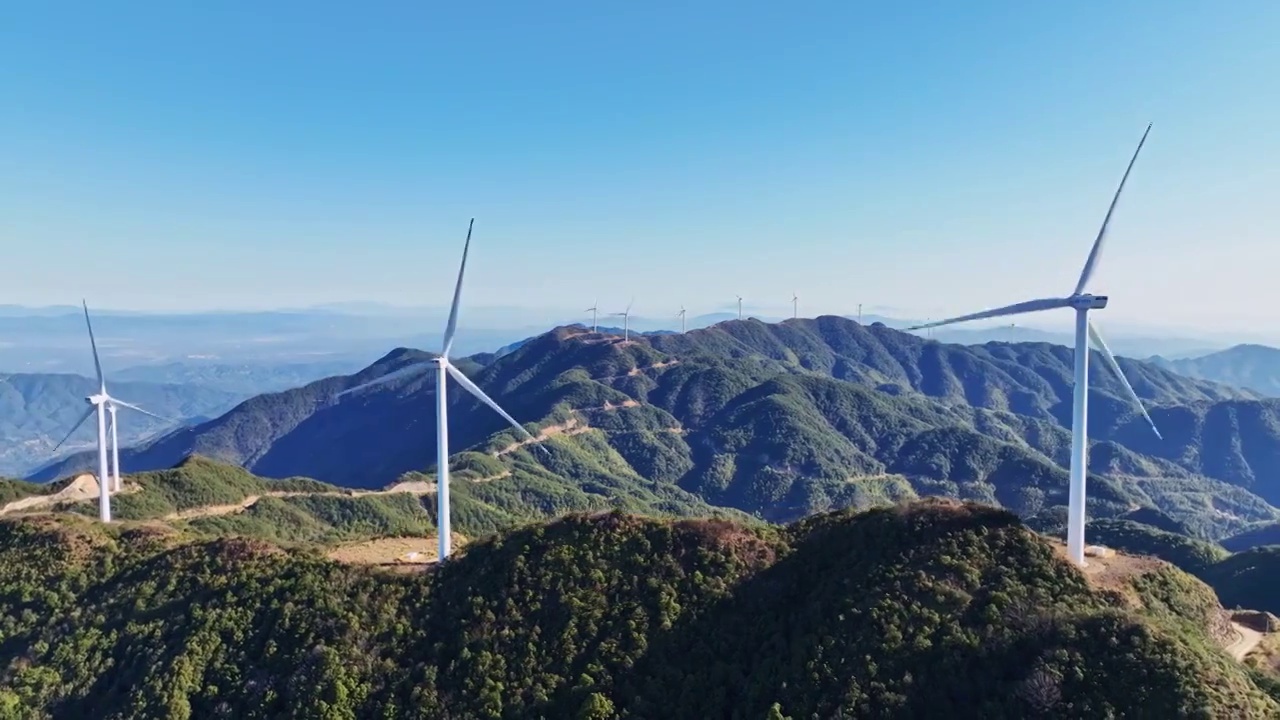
104,398,167,492
736,295,743,321
905,124,1160,567
586,300,599,333
336,219,536,561
792,292,799,320
609,299,634,341
857,303,863,323
107,405,120,492
677,306,687,333
52,302,165,520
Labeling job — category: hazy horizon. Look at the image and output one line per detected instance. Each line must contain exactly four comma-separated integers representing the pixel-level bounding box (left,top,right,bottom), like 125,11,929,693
3,3,1277,333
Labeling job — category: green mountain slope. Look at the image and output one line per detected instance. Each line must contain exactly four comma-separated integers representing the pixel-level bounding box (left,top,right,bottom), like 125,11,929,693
3,454,743,551
0,500,1272,718
0,373,242,476
30,319,1280,540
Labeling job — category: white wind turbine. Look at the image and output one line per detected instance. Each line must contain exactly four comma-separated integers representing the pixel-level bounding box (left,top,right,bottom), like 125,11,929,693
736,295,743,321
905,124,1160,567
792,292,799,320
677,306,687,333
104,398,170,492
610,298,634,341
335,219,535,561
52,302,165,520
586,300,599,333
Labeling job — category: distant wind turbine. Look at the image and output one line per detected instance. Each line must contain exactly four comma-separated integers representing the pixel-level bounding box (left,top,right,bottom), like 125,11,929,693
736,295,743,321
857,303,863,323
104,400,170,493
52,302,165,519
335,219,535,562
585,300,599,333
677,306,687,333
792,292,798,320
610,299,634,341
905,123,1159,567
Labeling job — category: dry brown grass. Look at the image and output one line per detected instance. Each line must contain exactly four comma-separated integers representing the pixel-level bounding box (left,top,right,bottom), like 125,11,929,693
326,533,467,570
1047,539,1163,601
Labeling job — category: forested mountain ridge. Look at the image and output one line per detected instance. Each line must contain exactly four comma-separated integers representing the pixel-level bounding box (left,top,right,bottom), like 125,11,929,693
0,499,1275,718
28,318,1280,542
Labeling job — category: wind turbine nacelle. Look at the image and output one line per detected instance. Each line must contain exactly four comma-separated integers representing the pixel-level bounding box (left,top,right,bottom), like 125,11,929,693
1070,294,1108,310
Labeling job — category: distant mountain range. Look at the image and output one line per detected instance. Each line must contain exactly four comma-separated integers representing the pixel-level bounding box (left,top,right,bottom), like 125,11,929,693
110,359,364,395
37,317,1280,545
0,374,243,476
1147,344,1280,397
0,303,1260,376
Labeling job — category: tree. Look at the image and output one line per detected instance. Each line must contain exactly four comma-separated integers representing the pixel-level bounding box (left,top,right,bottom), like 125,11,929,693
576,692,616,720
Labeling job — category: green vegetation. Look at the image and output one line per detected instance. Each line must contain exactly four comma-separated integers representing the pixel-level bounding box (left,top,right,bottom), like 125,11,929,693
70,456,335,521
1200,547,1280,614
188,493,435,546
0,500,1274,718
1088,519,1229,575
40,319,1280,550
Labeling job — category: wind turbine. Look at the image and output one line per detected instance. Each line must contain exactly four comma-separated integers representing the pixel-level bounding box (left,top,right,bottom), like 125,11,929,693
736,295,743,321
610,298,634,341
51,302,165,519
677,306,687,333
335,219,535,561
104,399,169,492
586,300,599,333
905,124,1159,567
792,292,799,320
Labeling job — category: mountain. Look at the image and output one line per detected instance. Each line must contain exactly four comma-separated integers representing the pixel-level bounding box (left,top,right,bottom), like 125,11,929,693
0,373,242,477
36,317,1278,542
1149,344,1280,397
0,498,1274,717
110,359,364,395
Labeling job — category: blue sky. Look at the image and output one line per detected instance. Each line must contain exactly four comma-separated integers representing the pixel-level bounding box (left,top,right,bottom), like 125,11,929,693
1,1,1276,332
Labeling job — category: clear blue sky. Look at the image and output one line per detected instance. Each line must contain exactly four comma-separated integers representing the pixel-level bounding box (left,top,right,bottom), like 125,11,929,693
2,1,1276,332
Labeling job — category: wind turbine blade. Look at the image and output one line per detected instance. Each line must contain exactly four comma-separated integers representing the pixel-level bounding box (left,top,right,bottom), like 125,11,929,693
444,362,534,441
441,218,475,358
626,297,634,314
109,398,171,422
53,406,95,452
1088,321,1162,439
82,301,105,390
336,361,434,398
904,297,1072,332
1073,123,1153,296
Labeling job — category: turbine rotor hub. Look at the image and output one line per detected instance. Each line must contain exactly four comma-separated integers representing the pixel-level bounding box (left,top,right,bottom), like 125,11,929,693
1068,293,1108,310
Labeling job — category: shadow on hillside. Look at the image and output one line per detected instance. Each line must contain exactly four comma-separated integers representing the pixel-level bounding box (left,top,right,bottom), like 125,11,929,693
613,504,1203,719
